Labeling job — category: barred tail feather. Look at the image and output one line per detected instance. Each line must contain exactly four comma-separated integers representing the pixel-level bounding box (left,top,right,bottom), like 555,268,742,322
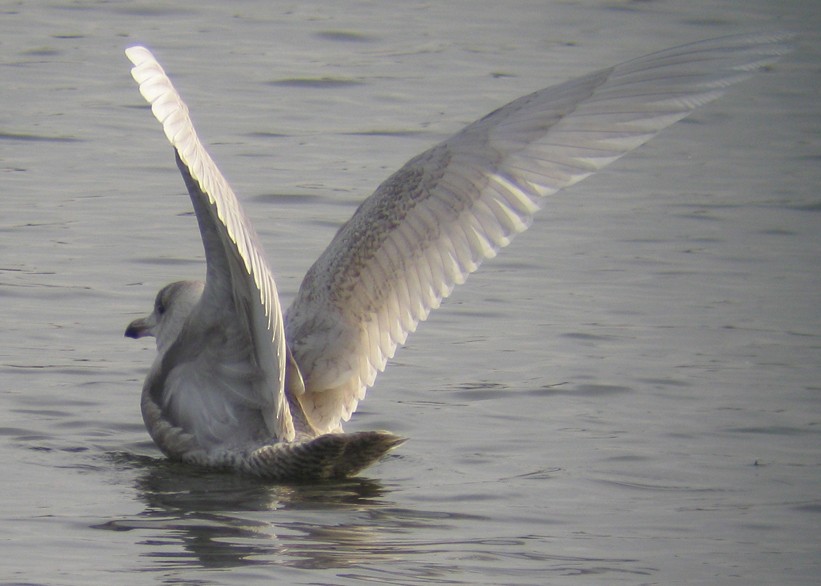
185,431,406,481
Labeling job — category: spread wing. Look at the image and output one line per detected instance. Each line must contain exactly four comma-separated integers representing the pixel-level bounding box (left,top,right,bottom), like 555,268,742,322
284,31,794,434
126,46,295,442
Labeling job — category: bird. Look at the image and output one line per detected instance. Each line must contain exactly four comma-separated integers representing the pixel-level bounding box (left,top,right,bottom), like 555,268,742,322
124,32,793,481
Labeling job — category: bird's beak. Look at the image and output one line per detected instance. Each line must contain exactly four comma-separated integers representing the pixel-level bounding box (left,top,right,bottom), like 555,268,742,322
125,318,153,339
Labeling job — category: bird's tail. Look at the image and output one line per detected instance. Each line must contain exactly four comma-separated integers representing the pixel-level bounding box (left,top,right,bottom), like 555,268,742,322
199,431,406,481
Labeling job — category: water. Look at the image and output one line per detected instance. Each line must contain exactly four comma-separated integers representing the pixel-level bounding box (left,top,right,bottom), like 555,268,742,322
1,1,819,584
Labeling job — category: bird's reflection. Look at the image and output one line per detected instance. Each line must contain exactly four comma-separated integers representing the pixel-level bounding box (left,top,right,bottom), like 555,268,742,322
93,452,405,570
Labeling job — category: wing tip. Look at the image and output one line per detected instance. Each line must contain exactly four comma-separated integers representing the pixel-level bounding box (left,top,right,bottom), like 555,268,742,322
125,45,153,69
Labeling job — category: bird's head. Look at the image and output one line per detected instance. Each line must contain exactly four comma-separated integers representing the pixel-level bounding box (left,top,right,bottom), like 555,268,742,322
125,280,205,354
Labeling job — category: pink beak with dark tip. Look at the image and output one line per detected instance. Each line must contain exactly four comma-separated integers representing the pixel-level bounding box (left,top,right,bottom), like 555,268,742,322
125,318,152,339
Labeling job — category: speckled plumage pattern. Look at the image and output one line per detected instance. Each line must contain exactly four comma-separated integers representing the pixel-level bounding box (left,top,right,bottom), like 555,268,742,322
125,33,792,481
212,432,406,481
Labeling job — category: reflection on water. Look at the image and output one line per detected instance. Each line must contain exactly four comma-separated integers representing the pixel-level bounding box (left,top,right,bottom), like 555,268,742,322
95,454,398,570
89,453,643,581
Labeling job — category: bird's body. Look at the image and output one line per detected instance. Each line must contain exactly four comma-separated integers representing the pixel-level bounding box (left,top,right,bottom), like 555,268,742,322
124,32,792,481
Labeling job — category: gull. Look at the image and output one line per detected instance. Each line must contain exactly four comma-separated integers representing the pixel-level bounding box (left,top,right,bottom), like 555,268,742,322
124,32,792,481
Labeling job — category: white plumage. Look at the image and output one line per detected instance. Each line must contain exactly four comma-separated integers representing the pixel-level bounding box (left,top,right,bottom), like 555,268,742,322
124,32,793,480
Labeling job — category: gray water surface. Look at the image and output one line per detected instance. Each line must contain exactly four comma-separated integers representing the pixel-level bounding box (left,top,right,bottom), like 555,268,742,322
1,1,820,584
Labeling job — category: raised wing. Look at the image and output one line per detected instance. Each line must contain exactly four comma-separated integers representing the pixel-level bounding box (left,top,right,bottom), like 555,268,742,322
126,47,295,442
284,32,794,433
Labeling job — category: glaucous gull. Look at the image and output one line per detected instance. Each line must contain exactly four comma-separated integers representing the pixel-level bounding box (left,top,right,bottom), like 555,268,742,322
124,32,793,480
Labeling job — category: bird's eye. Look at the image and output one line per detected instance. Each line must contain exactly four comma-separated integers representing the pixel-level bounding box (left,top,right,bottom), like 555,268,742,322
155,298,166,315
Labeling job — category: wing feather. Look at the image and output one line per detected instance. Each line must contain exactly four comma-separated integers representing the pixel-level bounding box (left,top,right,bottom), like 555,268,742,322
284,32,793,434
126,46,295,441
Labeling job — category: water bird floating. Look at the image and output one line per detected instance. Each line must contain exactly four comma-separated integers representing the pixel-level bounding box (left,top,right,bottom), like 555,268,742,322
124,32,792,480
